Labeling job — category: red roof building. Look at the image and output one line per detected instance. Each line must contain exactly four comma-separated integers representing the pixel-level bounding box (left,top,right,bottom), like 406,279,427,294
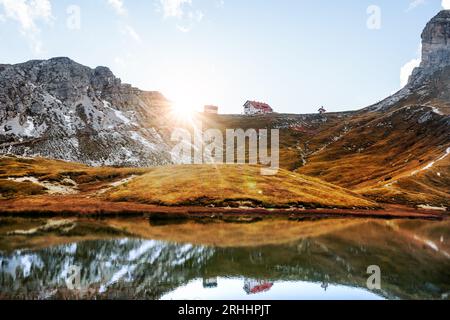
244,101,274,115
243,279,274,295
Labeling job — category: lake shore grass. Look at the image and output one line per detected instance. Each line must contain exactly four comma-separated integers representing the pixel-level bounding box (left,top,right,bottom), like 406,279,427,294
0,196,445,221
0,156,447,221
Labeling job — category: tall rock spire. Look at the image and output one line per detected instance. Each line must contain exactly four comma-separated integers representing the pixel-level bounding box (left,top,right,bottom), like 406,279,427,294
420,10,450,71
406,10,450,102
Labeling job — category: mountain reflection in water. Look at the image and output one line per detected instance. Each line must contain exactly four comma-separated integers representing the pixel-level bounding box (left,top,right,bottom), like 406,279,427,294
0,218,449,300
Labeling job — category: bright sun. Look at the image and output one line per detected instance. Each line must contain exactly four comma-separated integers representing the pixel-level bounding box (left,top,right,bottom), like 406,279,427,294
169,97,200,123
172,102,196,117
160,67,224,123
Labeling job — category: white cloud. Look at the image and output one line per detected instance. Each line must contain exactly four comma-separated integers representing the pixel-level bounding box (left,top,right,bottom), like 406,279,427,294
106,1,140,44
175,9,203,32
443,0,450,9
400,44,422,88
158,0,205,32
106,1,142,45
407,0,426,11
0,0,53,54
160,0,192,18
400,58,421,87
107,0,127,16
121,25,142,43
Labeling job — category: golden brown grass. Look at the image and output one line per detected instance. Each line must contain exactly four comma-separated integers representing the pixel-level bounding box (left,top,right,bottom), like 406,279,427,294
0,156,388,210
0,217,366,249
358,156,450,207
86,218,366,248
106,164,375,208
293,106,450,205
0,217,133,252
198,109,449,207
0,180,47,199
0,156,148,192
0,196,162,216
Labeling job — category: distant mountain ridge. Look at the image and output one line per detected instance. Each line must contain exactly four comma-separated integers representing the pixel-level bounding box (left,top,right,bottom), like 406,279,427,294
0,57,172,166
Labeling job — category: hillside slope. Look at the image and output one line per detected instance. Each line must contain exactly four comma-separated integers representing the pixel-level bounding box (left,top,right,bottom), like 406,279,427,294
296,105,449,206
0,156,376,210
105,164,375,208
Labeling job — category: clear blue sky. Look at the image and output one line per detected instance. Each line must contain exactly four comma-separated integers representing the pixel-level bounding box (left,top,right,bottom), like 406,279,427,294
0,0,447,114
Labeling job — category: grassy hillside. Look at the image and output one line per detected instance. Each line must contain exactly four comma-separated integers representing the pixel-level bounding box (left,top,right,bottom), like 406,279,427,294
296,106,449,205
0,156,378,212
199,105,449,207
358,155,450,207
0,156,147,198
0,180,47,198
105,164,375,208
200,112,356,171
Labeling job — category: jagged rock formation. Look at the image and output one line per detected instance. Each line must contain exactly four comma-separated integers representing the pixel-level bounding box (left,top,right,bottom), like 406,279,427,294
420,10,450,71
0,57,173,166
368,10,450,111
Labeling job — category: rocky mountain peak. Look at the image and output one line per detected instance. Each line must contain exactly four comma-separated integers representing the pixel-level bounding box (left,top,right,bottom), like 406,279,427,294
420,10,450,70
0,57,172,167
403,11,450,107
